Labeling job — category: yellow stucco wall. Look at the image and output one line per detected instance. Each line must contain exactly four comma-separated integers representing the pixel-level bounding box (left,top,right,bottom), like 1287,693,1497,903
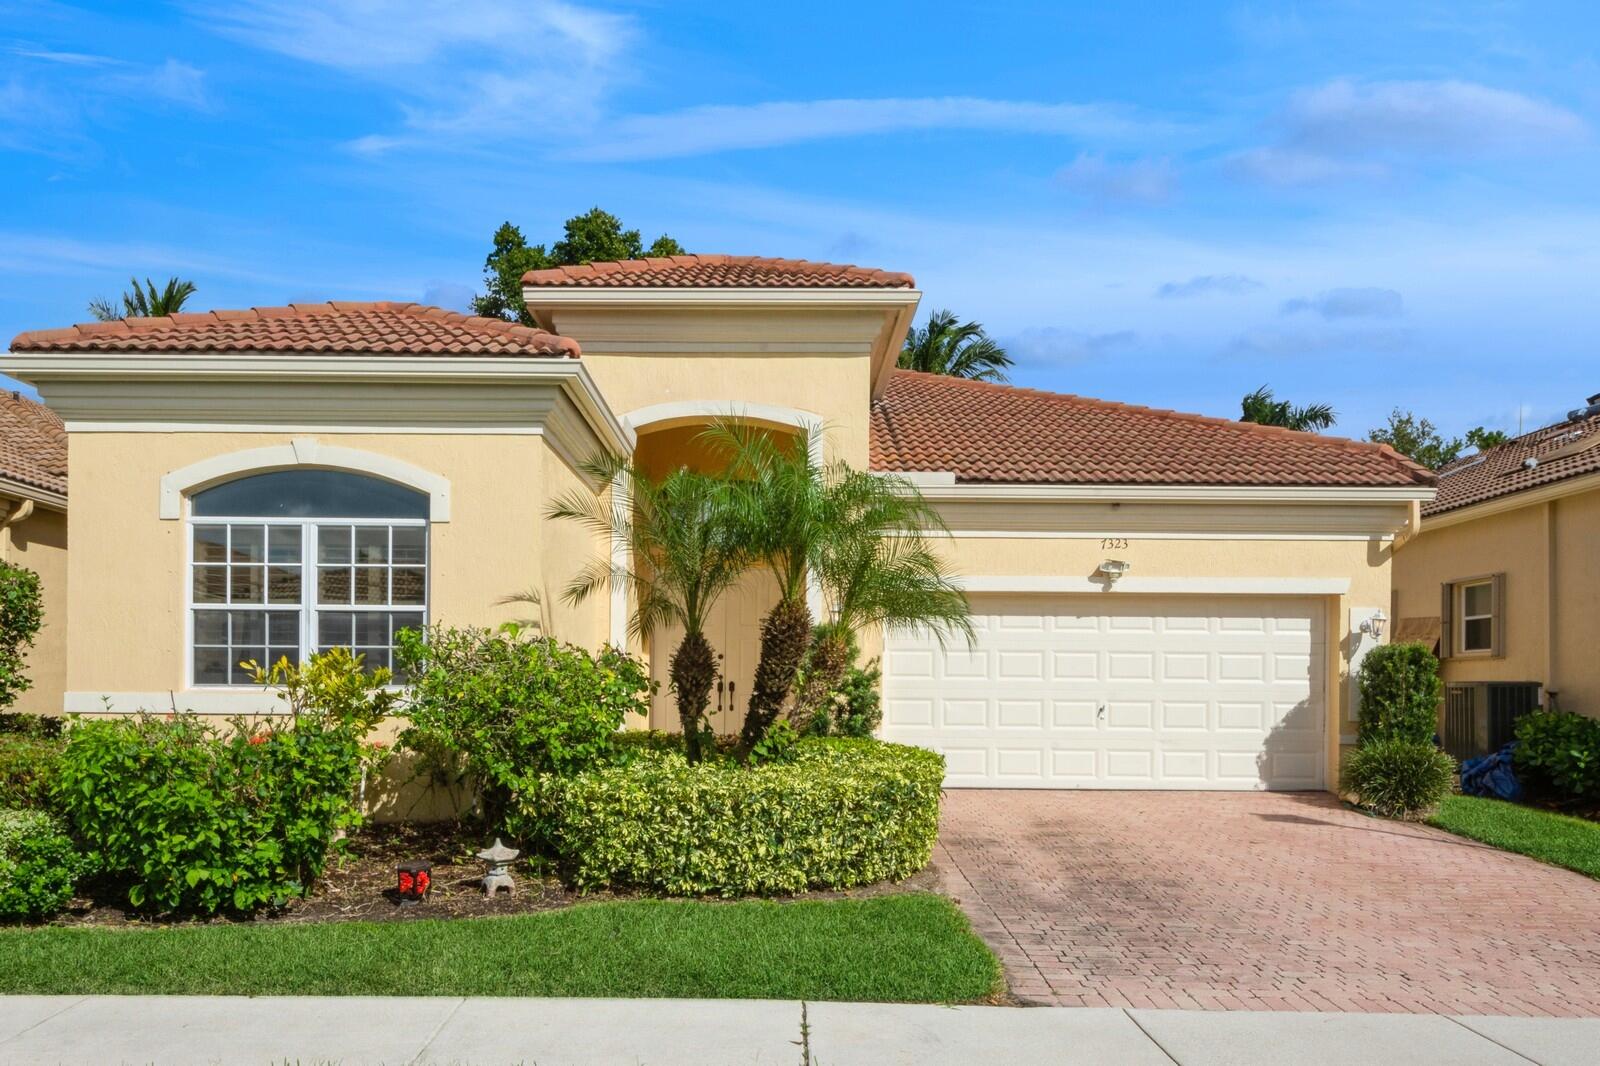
538,444,609,651
65,431,558,703
1393,487,1600,717
2,501,67,717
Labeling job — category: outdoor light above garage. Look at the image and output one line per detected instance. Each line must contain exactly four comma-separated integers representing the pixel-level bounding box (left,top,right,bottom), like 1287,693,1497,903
1096,559,1133,584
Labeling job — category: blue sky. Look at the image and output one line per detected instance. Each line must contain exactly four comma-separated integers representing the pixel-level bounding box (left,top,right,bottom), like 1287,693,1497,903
3,1,1599,440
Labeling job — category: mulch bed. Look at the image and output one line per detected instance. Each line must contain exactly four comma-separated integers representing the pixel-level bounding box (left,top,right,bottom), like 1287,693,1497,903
40,821,939,928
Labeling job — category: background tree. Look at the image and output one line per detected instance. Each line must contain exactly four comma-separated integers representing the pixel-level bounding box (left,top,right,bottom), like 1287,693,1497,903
1465,426,1510,452
898,309,1014,382
1239,385,1336,432
789,469,970,729
1368,409,1464,469
88,276,197,321
0,562,43,710
473,208,686,326
547,456,743,763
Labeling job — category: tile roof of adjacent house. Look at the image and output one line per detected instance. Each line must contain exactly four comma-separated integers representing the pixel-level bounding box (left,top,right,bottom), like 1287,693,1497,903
7,303,581,357
1428,407,1600,517
870,370,1435,489
0,392,67,500
522,254,916,289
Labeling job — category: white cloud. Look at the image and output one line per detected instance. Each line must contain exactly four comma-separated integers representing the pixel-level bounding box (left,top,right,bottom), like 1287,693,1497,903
204,0,634,144
1227,325,1412,358
1055,153,1175,204
1233,78,1588,186
112,59,211,110
569,98,1159,163
1282,287,1403,319
1155,274,1263,299
1005,327,1138,365
1283,78,1586,155
1227,147,1387,186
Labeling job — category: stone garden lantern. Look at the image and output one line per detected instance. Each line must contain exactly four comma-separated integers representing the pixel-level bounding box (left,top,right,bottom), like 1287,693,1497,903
478,838,519,897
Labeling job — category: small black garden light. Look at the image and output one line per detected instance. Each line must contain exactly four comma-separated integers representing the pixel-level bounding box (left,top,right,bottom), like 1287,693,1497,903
396,860,432,905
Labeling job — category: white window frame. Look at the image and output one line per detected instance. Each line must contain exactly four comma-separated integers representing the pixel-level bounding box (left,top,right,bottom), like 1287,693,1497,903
1456,578,1495,656
185,511,429,689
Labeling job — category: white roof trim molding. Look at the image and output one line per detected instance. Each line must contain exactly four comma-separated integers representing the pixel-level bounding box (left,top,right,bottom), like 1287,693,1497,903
159,438,451,522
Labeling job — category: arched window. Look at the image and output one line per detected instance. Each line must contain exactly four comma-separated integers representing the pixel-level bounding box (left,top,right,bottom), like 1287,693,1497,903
188,470,428,685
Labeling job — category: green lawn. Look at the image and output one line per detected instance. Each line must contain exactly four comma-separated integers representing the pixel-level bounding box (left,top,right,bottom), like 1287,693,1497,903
1429,795,1600,879
0,893,1002,1003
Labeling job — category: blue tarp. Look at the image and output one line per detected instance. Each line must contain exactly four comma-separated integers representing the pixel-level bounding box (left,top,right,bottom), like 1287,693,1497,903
1460,742,1522,802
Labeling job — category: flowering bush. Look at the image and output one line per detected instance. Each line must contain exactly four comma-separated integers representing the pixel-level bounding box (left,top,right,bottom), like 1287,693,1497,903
54,649,391,915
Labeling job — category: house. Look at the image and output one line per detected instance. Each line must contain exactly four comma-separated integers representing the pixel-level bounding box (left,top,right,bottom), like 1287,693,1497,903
0,391,68,715
5,255,1435,792
1392,393,1600,756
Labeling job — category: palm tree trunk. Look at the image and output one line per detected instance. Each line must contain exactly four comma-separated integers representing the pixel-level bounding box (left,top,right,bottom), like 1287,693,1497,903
669,629,717,763
789,629,852,733
737,596,812,756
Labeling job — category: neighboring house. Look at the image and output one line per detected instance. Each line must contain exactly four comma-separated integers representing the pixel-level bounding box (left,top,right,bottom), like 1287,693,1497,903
1392,394,1600,756
6,256,1435,793
0,391,68,715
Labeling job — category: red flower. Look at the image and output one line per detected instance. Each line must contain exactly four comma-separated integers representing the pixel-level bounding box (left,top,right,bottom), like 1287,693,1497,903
248,734,267,746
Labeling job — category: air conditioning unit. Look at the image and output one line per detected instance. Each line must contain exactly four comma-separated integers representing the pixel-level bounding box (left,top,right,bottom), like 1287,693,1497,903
1442,682,1542,760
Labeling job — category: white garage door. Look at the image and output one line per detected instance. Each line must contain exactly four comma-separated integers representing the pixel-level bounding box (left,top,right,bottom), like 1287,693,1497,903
882,594,1326,790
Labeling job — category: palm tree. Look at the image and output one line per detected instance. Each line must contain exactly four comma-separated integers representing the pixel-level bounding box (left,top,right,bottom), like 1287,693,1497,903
700,421,823,758
898,309,1013,382
1239,385,1336,432
88,276,198,322
789,468,971,730
703,420,971,753
546,455,745,763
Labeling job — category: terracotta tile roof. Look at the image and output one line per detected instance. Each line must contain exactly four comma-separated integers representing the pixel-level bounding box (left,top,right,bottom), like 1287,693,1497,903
0,392,66,500
8,303,580,357
523,254,915,289
870,371,1435,489
1427,408,1600,517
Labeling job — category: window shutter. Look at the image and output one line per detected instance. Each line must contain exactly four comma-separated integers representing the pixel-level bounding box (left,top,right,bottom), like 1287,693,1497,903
1439,581,1453,660
1490,572,1506,658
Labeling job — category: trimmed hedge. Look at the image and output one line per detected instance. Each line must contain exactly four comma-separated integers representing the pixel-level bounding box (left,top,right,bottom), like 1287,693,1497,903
1357,642,1443,744
0,809,83,921
552,738,944,896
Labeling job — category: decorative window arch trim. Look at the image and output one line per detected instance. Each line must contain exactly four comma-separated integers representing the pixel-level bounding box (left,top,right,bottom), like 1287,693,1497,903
159,438,451,521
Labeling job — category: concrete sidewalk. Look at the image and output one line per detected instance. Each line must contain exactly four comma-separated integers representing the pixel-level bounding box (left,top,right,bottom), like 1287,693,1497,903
1,996,1597,1065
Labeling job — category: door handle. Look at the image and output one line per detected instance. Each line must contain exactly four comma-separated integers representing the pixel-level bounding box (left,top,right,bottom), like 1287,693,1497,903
1098,704,1106,721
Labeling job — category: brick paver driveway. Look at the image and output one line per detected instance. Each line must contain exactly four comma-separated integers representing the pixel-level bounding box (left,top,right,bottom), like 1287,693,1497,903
935,790,1600,1016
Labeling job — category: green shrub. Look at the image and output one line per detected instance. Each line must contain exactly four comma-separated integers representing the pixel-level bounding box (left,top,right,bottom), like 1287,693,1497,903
395,624,651,841
0,563,42,711
1357,642,1443,744
552,738,945,896
0,809,85,921
0,733,64,811
821,659,883,738
53,650,391,915
1515,710,1600,800
1340,738,1456,819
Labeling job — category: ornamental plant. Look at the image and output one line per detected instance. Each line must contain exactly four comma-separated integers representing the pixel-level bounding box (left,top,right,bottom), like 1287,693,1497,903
1357,642,1443,744
0,808,85,920
395,624,651,842
551,738,944,896
0,562,43,711
1514,710,1600,801
1339,737,1456,819
53,649,390,915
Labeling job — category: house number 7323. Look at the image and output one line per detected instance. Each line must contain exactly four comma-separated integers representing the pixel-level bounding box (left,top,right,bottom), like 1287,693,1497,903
1100,538,1129,550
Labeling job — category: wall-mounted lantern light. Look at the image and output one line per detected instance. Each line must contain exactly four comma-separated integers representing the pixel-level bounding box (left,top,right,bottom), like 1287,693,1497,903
1360,609,1387,641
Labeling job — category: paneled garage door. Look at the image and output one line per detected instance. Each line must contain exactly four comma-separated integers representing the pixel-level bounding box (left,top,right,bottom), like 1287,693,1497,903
882,594,1326,790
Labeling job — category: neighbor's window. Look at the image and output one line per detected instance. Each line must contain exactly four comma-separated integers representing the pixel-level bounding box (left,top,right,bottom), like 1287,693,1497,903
188,470,428,685
1458,579,1495,654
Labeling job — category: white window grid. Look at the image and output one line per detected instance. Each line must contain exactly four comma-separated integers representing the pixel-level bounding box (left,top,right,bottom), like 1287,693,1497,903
186,515,428,687
1457,579,1494,655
